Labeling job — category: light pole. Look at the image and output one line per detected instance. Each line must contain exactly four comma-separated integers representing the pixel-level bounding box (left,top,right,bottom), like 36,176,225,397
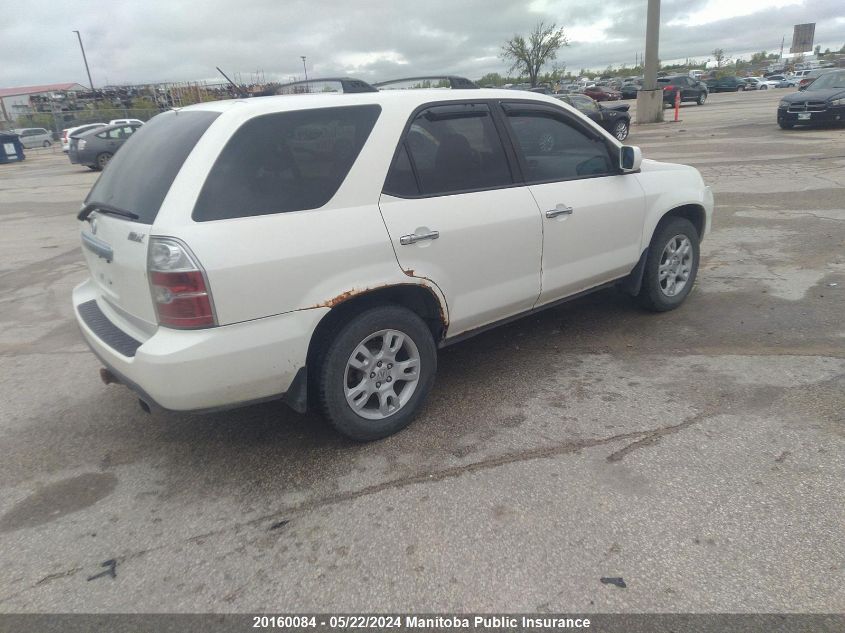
636,0,663,123
72,30,95,92
301,56,308,82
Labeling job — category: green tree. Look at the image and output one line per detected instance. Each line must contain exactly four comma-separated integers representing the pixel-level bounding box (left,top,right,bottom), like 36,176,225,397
501,21,568,87
750,51,768,64
477,72,504,87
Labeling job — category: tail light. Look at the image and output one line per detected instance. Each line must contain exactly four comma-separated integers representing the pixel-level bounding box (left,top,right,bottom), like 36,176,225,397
78,139,87,150
148,237,216,329
663,86,673,91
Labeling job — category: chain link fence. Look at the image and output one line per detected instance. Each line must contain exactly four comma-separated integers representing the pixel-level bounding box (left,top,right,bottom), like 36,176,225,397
13,108,164,142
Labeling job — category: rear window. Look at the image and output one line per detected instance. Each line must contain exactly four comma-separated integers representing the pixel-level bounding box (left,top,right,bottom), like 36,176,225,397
85,110,220,224
192,105,381,221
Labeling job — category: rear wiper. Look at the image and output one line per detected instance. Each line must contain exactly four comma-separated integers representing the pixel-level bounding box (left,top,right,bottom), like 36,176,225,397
78,203,140,222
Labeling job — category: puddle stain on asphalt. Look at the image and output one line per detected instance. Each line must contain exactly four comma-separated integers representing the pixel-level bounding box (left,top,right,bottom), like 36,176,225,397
0,472,117,533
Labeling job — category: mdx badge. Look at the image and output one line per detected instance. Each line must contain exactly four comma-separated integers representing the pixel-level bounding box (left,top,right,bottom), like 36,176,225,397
128,232,145,243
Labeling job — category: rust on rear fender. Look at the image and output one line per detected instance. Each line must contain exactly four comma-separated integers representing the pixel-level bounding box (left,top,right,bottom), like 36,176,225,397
310,283,449,333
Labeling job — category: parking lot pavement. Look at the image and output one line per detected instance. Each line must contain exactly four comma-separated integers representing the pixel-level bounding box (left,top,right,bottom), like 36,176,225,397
0,88,843,613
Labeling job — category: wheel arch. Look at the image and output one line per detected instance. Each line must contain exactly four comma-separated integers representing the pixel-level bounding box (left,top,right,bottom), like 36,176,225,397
304,283,448,405
658,203,706,242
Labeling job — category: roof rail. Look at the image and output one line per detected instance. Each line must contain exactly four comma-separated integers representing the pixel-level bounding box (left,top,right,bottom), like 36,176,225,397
372,76,479,90
270,77,378,95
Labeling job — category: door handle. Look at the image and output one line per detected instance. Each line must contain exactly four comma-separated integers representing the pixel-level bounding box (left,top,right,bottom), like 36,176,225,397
400,230,439,245
546,205,574,218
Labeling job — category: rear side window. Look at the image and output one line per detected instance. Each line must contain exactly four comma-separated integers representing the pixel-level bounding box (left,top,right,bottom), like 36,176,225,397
193,105,381,221
85,110,220,224
386,103,512,197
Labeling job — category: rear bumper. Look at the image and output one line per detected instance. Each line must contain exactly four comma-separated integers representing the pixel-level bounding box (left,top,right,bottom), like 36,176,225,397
73,278,328,412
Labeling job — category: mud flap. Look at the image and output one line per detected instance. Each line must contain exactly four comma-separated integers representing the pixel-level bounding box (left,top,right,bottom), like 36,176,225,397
620,249,648,296
284,367,308,414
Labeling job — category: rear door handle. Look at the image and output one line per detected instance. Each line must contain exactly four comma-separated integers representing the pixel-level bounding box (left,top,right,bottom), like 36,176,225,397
400,230,439,245
546,205,574,218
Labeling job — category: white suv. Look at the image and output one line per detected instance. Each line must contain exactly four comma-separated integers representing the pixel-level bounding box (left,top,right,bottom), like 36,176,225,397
14,127,53,148
73,90,713,440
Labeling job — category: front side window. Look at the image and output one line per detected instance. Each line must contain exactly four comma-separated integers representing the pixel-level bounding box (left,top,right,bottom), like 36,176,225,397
570,96,599,114
193,105,380,221
505,108,614,183
388,103,513,197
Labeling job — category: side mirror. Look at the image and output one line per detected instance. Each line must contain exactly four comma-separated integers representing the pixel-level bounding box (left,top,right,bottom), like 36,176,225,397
620,145,642,172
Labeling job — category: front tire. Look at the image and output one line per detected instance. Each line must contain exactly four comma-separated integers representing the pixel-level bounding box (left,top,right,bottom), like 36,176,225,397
42,140,52,147
637,217,700,312
612,120,629,141
697,92,707,105
318,305,437,441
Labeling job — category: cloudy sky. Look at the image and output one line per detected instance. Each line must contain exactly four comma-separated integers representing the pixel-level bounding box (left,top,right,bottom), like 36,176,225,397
2,0,844,88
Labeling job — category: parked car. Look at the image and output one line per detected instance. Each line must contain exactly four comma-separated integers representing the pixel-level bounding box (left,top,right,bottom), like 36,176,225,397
68,122,142,170
743,77,779,90
13,128,53,148
583,85,621,101
72,89,713,440
778,69,845,129
705,76,747,92
61,123,107,152
620,83,640,99
0,131,25,163
109,118,144,126
555,93,631,140
798,68,838,91
657,75,708,105
775,77,800,88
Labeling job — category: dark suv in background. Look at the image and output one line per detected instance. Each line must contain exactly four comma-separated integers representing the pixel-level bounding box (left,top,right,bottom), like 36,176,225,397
706,76,747,92
658,76,708,105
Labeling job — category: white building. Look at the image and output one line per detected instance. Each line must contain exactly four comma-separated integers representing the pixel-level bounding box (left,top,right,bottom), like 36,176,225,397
0,83,88,124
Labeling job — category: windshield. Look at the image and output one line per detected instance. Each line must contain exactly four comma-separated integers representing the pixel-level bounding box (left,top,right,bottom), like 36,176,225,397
808,71,845,91
85,110,219,224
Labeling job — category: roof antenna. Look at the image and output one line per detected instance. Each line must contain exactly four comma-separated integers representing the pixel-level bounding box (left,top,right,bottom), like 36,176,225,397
216,66,248,98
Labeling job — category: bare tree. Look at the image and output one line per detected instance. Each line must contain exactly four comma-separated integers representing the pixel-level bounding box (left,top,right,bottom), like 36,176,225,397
712,48,726,68
501,22,568,87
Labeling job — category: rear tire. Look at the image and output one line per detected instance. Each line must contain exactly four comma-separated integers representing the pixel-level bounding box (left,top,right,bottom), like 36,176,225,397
96,152,112,170
697,92,707,105
42,140,52,147
637,217,700,312
318,305,437,441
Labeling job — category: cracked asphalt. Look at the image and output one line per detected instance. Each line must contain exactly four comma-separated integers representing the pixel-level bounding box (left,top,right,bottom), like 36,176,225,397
0,89,843,613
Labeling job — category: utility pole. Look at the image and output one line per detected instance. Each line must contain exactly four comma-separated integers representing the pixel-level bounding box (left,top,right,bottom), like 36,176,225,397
301,56,308,83
72,30,95,92
637,0,663,123
780,35,785,60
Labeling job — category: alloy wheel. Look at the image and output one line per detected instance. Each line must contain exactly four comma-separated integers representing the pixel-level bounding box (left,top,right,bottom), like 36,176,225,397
344,329,421,420
613,121,629,141
658,235,693,297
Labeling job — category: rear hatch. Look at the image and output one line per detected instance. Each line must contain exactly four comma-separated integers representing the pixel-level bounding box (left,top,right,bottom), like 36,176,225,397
78,110,220,337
